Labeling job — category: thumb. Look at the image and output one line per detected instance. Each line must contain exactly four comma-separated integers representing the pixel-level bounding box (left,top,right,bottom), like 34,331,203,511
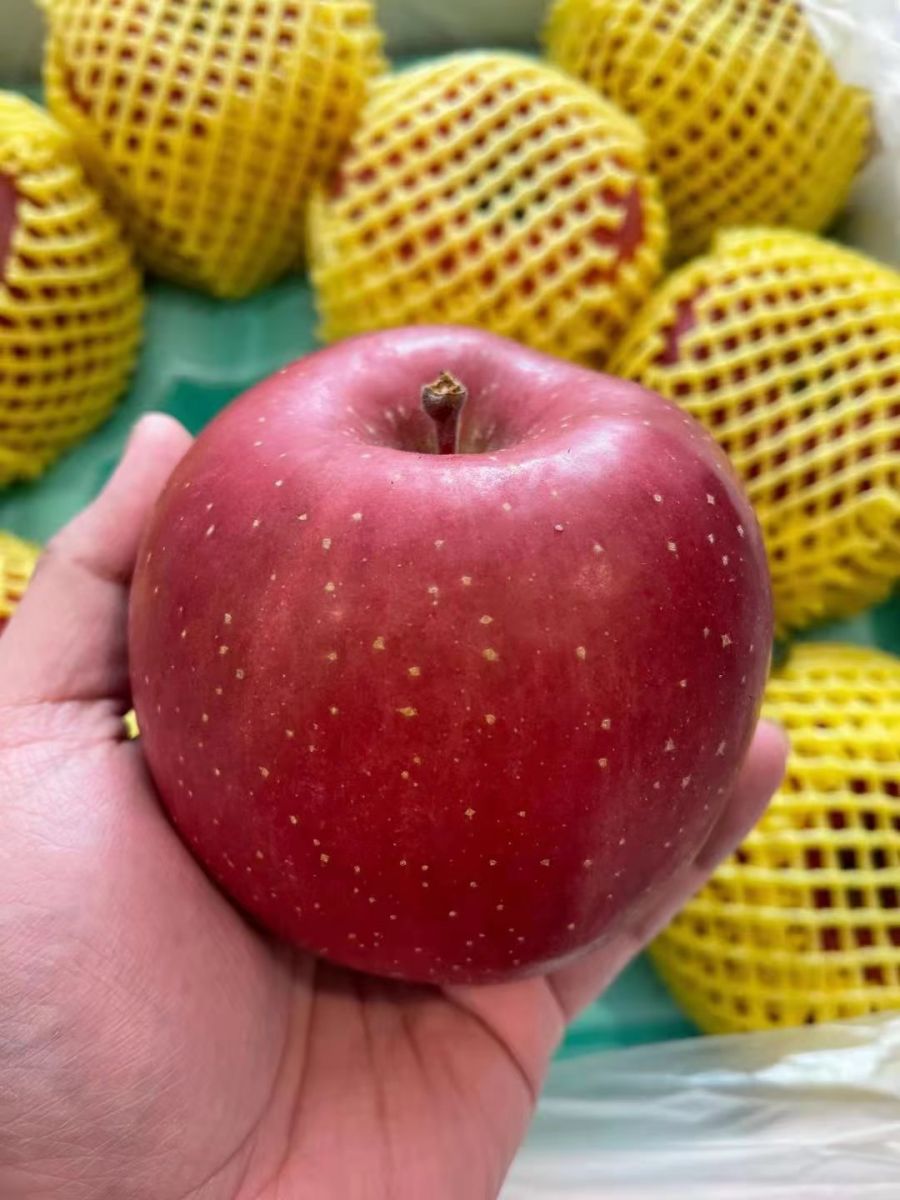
0,415,192,708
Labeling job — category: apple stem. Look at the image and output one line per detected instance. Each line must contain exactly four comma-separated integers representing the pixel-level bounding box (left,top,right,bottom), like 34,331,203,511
421,372,467,455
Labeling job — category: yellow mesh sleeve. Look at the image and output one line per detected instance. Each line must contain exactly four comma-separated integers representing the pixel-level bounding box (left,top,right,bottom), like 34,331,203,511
545,0,872,263
308,52,667,365
0,93,143,487
651,643,900,1035
0,529,39,631
42,0,383,300
612,228,900,635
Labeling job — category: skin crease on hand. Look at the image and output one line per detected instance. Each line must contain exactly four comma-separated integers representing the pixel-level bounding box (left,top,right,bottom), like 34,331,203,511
0,414,788,1200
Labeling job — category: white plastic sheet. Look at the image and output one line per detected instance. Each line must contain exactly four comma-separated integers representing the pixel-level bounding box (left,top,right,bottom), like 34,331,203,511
505,1015,900,1198
806,0,900,267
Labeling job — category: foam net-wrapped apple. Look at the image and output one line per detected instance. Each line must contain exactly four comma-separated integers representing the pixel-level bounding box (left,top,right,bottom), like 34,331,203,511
129,325,772,985
652,643,900,1034
613,229,900,635
0,529,38,635
545,0,871,262
308,53,666,365
0,93,142,486
43,0,384,298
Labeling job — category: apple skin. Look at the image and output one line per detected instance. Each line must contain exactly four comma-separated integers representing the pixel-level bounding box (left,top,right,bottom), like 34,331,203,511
0,173,16,279
129,325,773,985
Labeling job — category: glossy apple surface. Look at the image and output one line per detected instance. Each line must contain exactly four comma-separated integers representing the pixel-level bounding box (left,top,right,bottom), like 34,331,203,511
129,326,773,984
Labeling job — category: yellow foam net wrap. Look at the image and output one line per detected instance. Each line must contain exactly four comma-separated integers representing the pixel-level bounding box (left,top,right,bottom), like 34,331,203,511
43,0,384,299
544,0,872,263
0,92,143,487
652,643,900,1034
613,229,900,635
308,52,667,365
0,529,39,633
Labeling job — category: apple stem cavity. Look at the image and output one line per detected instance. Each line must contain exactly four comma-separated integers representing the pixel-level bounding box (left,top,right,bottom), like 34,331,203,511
421,371,467,455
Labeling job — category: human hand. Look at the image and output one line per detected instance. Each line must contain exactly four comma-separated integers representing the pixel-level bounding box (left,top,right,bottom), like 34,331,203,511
0,415,788,1200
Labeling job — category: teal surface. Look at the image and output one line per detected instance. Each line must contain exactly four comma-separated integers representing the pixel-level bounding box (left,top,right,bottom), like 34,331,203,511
3,272,898,1057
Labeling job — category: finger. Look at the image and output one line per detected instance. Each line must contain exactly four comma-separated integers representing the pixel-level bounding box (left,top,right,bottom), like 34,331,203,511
0,415,192,707
548,719,789,1019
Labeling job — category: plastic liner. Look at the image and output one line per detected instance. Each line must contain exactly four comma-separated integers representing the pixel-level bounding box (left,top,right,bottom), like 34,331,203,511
505,1013,900,1197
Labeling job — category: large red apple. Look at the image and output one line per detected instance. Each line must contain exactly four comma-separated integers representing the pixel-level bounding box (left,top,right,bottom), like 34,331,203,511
129,326,773,984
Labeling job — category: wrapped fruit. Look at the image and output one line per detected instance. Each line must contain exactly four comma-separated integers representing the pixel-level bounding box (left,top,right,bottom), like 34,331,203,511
613,229,900,634
308,52,666,365
0,529,38,635
43,0,384,298
545,0,872,262
0,93,142,486
652,643,900,1035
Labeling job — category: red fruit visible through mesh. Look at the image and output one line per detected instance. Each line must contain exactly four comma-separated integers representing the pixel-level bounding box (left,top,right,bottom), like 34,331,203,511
659,294,700,366
0,174,18,282
590,182,645,262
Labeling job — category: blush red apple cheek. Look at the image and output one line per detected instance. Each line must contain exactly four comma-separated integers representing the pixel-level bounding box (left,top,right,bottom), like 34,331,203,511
133,469,765,983
0,174,17,282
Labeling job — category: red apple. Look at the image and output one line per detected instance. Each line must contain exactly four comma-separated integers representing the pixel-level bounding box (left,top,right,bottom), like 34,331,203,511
129,326,773,984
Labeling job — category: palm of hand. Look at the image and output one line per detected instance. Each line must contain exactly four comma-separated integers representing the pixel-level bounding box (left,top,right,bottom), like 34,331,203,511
0,418,785,1200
